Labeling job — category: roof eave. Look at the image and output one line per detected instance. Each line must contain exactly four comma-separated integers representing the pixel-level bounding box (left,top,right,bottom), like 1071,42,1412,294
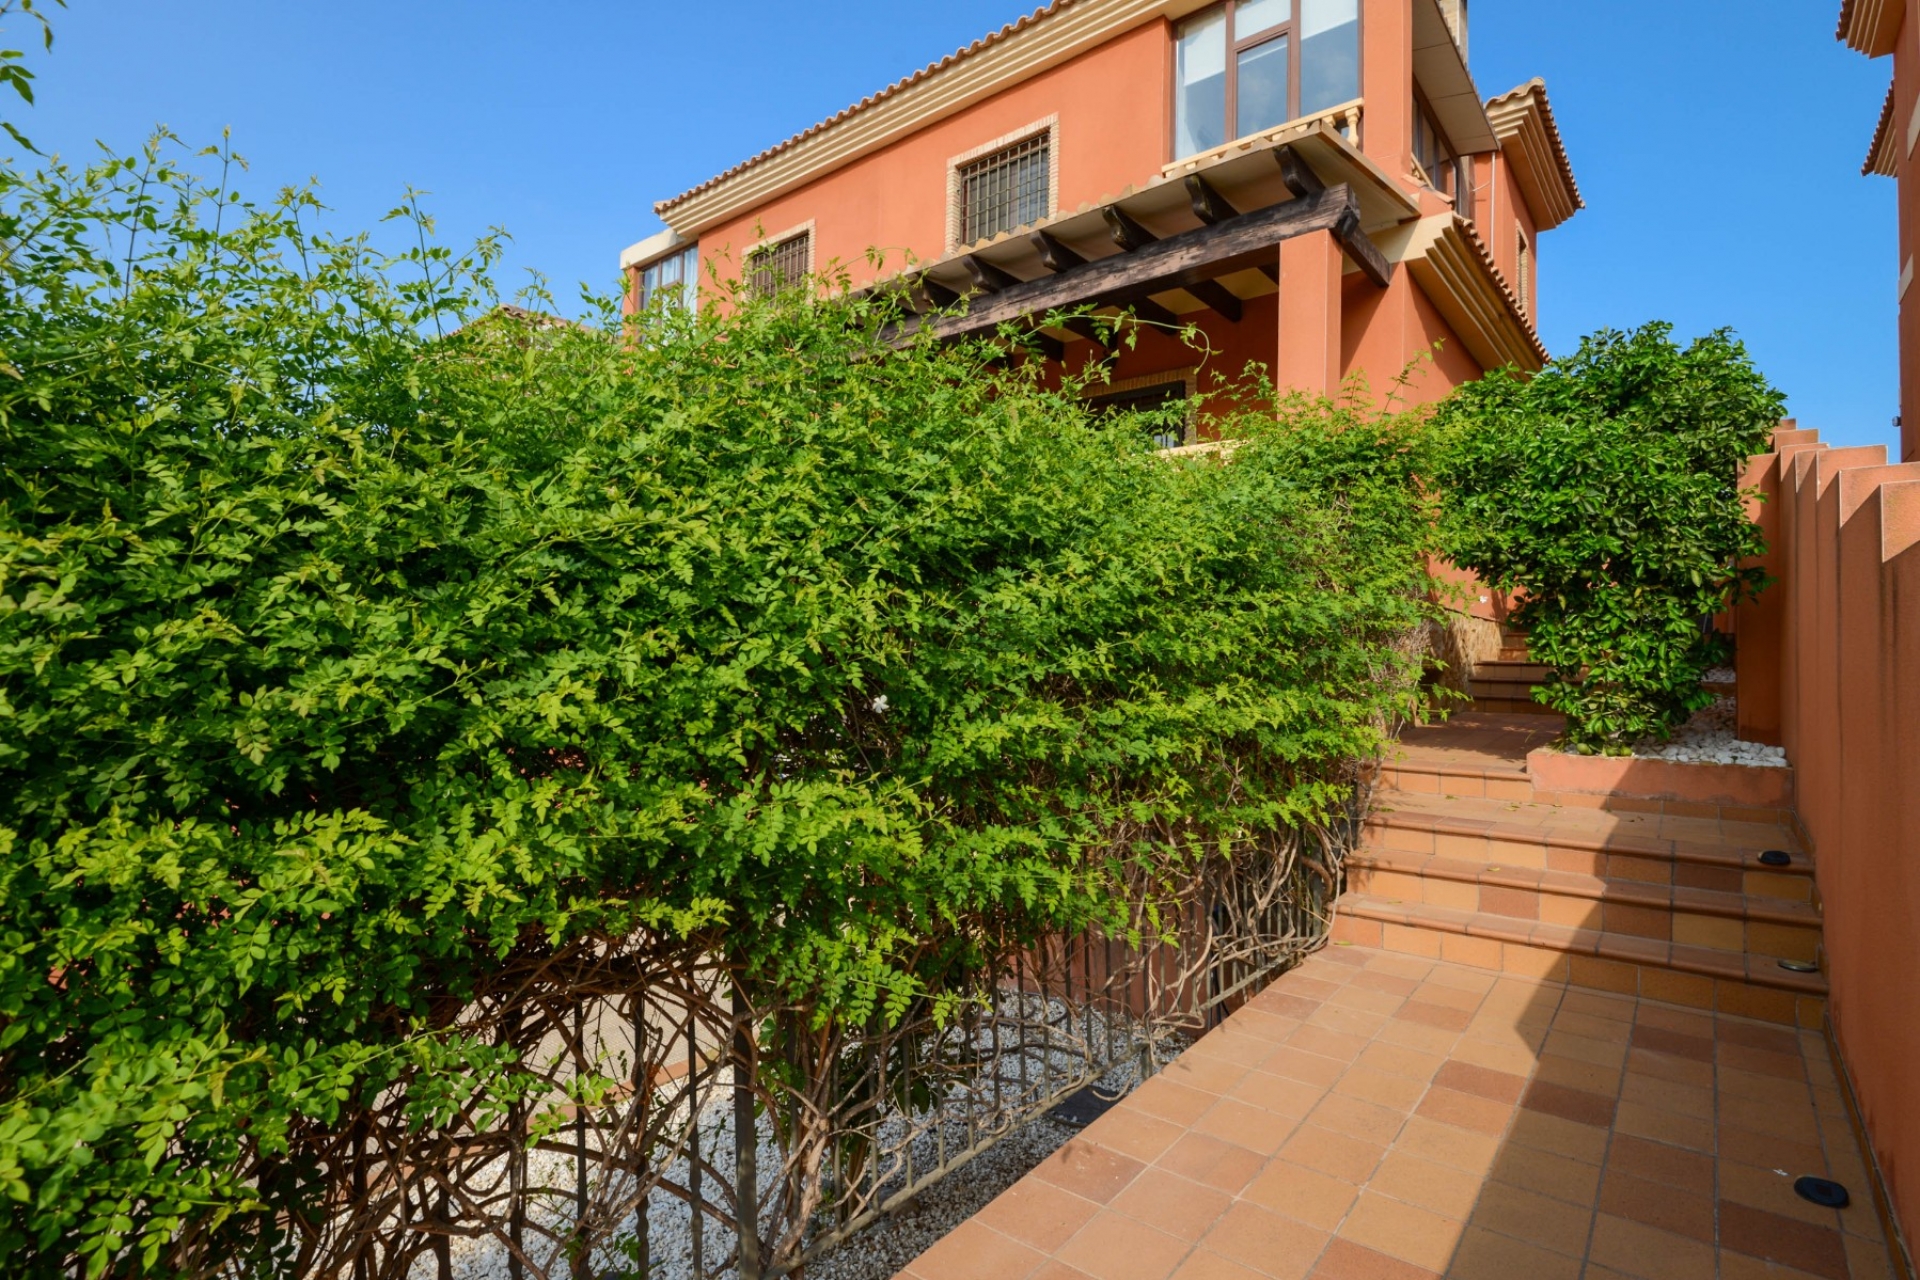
1838,0,1906,57
1412,0,1498,154
1401,213,1549,372
655,0,1172,236
1866,79,1899,176
1485,79,1584,233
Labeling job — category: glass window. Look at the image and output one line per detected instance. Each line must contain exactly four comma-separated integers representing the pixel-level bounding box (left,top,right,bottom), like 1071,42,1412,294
1236,0,1291,36
1412,102,1455,197
1172,1,1361,160
1236,37,1291,139
637,245,699,314
1299,0,1360,115
1176,9,1229,159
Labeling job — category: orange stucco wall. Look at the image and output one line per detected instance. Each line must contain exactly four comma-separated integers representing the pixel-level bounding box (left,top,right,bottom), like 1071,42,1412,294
1481,151,1540,324
1735,428,1920,1254
696,21,1172,286
637,0,1549,412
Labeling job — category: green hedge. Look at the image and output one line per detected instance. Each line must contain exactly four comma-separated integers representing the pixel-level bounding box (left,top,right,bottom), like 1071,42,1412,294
1437,323,1784,750
0,139,1439,1275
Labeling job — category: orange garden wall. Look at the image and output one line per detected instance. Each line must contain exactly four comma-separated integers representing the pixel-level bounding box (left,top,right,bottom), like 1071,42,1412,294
1735,428,1920,1254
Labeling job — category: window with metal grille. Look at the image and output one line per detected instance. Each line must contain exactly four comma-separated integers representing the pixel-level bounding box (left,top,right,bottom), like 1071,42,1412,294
747,230,810,297
957,134,1051,245
1087,380,1191,450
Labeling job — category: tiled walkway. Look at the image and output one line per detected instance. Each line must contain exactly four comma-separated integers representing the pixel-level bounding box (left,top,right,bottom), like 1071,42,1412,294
896,945,1900,1280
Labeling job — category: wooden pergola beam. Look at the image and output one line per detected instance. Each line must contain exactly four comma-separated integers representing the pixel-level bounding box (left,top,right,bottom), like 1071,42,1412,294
896,185,1362,345
1274,146,1394,288
1103,205,1245,323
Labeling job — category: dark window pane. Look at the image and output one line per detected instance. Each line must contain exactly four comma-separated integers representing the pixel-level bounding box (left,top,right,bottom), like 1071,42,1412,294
1236,36,1291,138
1300,0,1359,115
1176,9,1228,157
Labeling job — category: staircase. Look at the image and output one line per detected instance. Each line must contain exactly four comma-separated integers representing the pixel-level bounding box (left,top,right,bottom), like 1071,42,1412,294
1333,712,1826,1028
1456,623,1560,716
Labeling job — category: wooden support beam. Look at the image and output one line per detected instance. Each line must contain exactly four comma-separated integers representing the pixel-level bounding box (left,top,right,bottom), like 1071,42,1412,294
1332,207,1393,288
1123,297,1183,328
1103,206,1157,253
1015,331,1065,363
962,254,1024,293
1275,145,1326,199
894,185,1357,345
1030,229,1088,273
1100,204,1243,322
918,276,961,309
1056,315,1110,349
1185,173,1240,225
1273,145,1391,288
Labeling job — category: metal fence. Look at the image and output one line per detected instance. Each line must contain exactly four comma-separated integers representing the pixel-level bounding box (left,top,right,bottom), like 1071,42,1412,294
278,800,1360,1280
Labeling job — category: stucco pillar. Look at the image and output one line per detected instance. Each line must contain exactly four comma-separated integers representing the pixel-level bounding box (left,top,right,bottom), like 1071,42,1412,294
1277,231,1345,398
1360,0,1415,179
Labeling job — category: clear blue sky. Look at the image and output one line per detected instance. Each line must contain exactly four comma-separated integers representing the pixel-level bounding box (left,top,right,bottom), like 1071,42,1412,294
19,0,1900,451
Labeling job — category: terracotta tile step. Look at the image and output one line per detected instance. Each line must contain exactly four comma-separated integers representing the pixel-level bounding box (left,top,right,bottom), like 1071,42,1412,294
1346,851,1822,963
1376,760,1535,802
1473,660,1551,678
1349,849,1820,926
1332,894,1828,1024
1466,696,1559,716
1365,790,1814,895
1469,677,1549,696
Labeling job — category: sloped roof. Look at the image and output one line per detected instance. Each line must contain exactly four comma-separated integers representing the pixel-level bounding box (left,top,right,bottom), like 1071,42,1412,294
656,2,1076,218
1404,213,1550,372
1837,0,1905,57
1484,79,1584,232
1865,79,1898,176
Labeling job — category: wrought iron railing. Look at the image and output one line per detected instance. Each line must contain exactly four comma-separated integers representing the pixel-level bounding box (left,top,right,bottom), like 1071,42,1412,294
278,794,1365,1280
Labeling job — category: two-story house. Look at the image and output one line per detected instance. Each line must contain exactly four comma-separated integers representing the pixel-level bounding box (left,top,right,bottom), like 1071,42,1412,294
621,0,1581,428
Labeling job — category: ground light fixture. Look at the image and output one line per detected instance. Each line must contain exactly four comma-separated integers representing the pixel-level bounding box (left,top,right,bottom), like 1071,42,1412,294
1759,850,1794,868
1794,1177,1852,1210
1778,959,1821,974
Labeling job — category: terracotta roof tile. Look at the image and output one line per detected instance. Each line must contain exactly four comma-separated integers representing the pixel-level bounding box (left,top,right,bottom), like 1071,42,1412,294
1451,213,1550,365
1865,78,1897,176
656,2,1076,217
1484,78,1584,230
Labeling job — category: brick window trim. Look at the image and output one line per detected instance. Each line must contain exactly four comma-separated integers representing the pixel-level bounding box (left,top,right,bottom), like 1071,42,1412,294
945,116,1060,252
744,219,816,292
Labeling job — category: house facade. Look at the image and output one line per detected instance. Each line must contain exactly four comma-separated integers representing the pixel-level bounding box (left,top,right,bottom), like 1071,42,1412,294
621,0,1580,422
1848,0,1920,463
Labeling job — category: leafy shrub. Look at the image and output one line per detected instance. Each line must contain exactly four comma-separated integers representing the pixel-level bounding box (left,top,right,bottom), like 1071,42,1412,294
0,131,1440,1274
1437,323,1785,750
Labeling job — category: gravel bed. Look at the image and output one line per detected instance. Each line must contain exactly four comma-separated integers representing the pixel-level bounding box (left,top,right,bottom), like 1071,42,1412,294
1625,695,1786,768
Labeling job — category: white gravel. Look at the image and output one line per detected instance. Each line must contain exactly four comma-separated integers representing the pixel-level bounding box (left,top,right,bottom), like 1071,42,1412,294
1626,695,1787,768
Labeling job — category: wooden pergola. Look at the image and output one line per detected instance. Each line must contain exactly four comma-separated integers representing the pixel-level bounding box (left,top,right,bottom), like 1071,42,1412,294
876,116,1419,362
